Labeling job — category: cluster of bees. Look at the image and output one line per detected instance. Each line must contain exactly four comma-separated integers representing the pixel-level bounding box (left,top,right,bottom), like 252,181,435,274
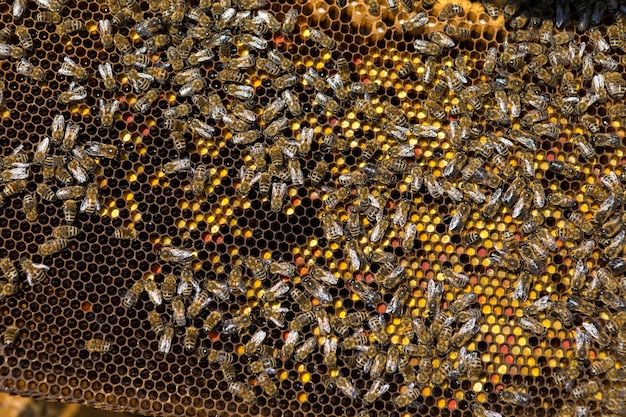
0,114,137,302
2,0,626,415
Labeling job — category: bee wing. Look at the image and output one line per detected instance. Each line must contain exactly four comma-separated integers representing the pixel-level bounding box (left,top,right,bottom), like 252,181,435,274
170,248,194,261
158,333,172,353
97,64,107,79
316,268,338,285
457,318,479,338
269,280,290,298
323,337,337,355
284,330,299,346
326,73,343,91
24,271,36,287
249,329,267,345
98,19,110,34
31,262,49,271
176,278,190,295
317,312,331,334
395,144,416,157
68,161,88,183
427,279,443,301
35,136,50,156
79,195,90,212
109,99,120,113
63,56,78,68
531,295,552,311
581,322,599,339
84,141,105,156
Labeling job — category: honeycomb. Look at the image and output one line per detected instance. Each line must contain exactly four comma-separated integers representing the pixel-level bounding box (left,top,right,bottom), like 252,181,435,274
1,0,626,416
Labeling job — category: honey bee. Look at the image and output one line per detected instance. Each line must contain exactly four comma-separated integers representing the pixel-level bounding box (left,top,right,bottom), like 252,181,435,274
19,256,49,286
280,89,301,117
309,29,336,49
182,326,198,352
449,201,472,233
367,213,388,242
205,279,232,300
239,257,266,285
471,404,502,417
97,62,116,91
254,372,278,397
13,28,34,53
499,389,531,407
222,312,252,335
176,265,194,298
385,285,409,316
280,7,298,36
228,381,256,404
144,33,171,52
350,280,384,306
589,356,615,376
51,224,79,239
224,84,253,100
0,178,26,201
158,326,174,353
593,133,620,149
158,246,194,265
146,311,164,335
96,98,119,128
189,95,214,119
289,290,312,314
189,118,215,140
243,329,266,356
3,325,17,347
201,311,221,334
0,27,10,46
38,236,68,256
270,182,287,213
303,160,328,187
401,11,428,31
16,58,46,82
395,383,421,408
58,57,88,82
1,159,29,182
96,19,114,50
86,338,110,353
247,357,277,376
431,357,457,386
422,99,447,122
362,315,388,345
185,290,209,320
360,378,389,405
364,351,385,378
300,271,332,303
127,69,154,93
276,329,300,358
0,284,16,302
0,258,18,284
571,381,599,400
217,362,236,383
76,183,99,215
290,334,316,361
134,89,160,113
0,43,23,59
58,82,87,104
518,316,546,336
156,275,176,303
141,278,162,306
121,280,143,308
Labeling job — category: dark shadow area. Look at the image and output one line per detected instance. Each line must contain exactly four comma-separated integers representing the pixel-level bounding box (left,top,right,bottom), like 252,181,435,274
480,0,623,31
